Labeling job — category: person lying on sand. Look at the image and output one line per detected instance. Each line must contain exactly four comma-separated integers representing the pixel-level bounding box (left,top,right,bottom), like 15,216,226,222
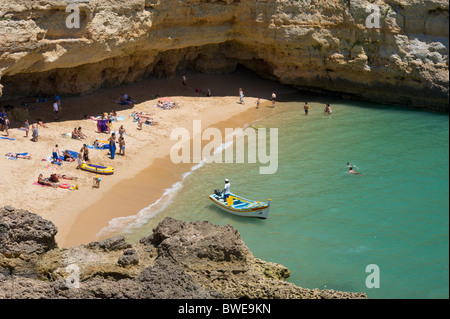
38,174,58,188
54,174,78,180
37,119,48,128
5,153,31,159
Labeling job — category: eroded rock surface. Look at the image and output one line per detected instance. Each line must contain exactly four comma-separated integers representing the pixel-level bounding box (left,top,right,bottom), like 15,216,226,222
0,207,367,299
0,0,448,110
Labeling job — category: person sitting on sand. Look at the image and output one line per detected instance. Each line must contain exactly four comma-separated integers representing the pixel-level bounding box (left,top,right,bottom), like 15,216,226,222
62,150,75,162
77,127,87,139
110,110,118,121
137,119,143,130
119,125,126,136
5,153,31,160
38,174,58,188
72,127,80,139
93,175,101,188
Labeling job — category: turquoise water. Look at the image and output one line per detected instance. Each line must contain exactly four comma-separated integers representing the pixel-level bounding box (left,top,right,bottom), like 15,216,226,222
124,98,449,299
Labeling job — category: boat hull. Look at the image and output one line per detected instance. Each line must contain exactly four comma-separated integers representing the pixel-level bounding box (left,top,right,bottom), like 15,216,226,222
209,194,270,219
80,163,114,175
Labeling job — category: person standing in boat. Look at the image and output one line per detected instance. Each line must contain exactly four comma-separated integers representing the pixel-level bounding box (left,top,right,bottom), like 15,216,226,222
223,179,231,205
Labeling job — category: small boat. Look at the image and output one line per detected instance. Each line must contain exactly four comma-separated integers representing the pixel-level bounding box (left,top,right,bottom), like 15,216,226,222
80,163,114,175
209,191,271,219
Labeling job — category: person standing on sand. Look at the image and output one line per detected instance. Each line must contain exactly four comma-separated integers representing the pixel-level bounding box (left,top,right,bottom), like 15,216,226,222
239,88,244,104
53,100,59,120
4,116,10,137
271,92,276,108
109,133,117,159
24,120,30,137
118,135,126,156
52,145,61,163
255,98,260,109
0,109,6,131
304,102,310,115
31,123,39,142
80,144,90,162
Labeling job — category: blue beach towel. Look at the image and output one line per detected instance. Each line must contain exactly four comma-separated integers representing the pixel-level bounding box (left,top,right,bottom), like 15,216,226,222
0,137,15,141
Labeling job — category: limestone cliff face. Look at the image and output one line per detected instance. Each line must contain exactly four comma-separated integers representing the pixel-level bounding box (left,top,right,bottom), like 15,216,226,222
0,0,448,110
0,206,367,299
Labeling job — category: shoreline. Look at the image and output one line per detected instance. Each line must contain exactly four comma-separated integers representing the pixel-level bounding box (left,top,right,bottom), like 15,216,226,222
0,70,298,248
58,105,271,247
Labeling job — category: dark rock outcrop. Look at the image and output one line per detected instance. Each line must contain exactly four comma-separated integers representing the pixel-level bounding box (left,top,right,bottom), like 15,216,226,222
0,207,367,299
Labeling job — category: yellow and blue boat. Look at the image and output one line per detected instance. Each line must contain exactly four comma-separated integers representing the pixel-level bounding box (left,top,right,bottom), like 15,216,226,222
209,191,271,219
80,163,114,175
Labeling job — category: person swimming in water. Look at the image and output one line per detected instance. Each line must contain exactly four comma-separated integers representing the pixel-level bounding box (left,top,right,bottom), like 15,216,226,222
348,167,362,175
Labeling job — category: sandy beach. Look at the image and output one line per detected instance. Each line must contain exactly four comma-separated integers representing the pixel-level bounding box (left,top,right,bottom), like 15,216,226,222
0,70,298,247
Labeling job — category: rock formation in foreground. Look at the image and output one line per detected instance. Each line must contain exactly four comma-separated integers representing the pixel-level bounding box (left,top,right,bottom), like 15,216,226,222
0,0,448,111
0,206,367,299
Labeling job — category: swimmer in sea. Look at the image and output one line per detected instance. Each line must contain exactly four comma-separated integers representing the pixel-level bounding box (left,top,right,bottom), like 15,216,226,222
348,167,362,175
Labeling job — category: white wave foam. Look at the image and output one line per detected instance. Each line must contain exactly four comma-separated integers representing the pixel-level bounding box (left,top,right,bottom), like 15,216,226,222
95,137,237,239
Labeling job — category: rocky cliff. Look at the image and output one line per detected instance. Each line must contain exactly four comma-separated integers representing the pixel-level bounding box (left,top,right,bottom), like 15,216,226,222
0,0,448,111
0,206,366,299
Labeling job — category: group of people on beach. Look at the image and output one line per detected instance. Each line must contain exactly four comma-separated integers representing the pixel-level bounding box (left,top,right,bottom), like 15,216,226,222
303,102,332,115
239,90,277,109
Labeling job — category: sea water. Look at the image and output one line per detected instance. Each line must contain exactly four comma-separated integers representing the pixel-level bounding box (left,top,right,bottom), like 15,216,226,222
124,98,449,299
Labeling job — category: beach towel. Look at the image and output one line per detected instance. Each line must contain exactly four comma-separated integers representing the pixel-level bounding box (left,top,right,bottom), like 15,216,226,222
0,137,15,141
97,119,109,133
86,143,109,150
112,116,126,121
43,163,62,172
33,182,52,188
